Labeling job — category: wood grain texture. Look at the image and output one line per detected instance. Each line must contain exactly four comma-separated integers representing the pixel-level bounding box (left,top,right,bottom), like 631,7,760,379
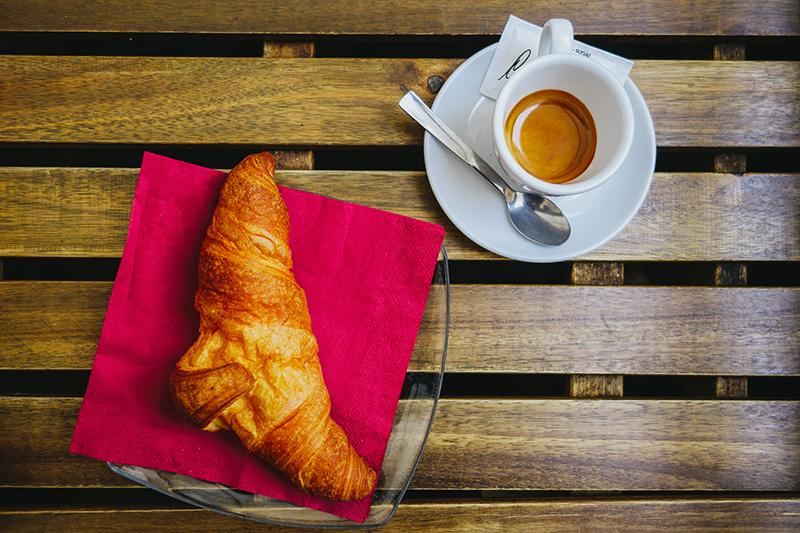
716,377,748,398
0,57,798,148
2,169,798,261
569,375,624,398
633,61,800,148
418,399,800,491
3,282,798,375
715,153,747,173
572,263,624,285
271,150,314,170
3,397,798,491
599,173,800,261
714,263,748,286
0,56,450,146
570,263,625,398
3,499,800,532
714,44,747,61
446,285,800,375
0,282,110,370
263,42,314,59
1,0,797,35
0,397,127,488
257,47,315,174
0,167,135,258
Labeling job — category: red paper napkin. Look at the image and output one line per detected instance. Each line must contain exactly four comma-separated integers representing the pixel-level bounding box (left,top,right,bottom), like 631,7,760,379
70,152,445,523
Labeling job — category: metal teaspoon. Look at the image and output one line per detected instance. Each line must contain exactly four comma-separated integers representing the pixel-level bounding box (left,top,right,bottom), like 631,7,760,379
399,91,570,246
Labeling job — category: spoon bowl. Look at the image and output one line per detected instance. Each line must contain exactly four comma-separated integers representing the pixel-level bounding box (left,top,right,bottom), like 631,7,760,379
505,188,571,246
399,91,570,246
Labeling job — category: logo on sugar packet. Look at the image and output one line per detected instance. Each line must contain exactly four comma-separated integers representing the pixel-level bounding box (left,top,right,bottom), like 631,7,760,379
480,15,634,100
498,46,596,81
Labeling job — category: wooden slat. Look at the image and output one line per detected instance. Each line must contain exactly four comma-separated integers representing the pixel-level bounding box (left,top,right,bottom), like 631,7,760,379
588,172,800,261
0,282,109,370
1,0,797,36
1,397,125,487
3,499,800,532
3,282,799,375
2,169,799,261
0,167,135,258
0,56,449,146
1,57,798,148
447,285,800,375
2,397,798,491
421,400,800,491
635,61,799,148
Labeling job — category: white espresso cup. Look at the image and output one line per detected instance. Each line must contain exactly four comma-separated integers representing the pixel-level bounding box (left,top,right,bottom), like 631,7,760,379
492,19,634,197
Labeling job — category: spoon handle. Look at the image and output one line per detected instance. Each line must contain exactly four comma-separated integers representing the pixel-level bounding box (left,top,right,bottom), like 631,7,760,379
399,91,509,196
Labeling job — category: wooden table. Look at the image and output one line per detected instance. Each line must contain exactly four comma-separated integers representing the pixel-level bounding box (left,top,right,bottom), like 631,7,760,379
2,1,799,531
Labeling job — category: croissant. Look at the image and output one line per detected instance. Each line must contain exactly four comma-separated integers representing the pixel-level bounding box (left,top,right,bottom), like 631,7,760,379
169,152,376,501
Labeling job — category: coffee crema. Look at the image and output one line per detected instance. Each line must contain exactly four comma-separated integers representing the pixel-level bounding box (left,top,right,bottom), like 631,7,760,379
504,89,597,184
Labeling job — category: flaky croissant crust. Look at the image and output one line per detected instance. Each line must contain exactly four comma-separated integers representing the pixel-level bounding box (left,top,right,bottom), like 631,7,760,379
169,152,376,502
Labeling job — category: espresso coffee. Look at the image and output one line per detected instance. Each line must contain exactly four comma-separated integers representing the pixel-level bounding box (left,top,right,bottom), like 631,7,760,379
504,89,597,184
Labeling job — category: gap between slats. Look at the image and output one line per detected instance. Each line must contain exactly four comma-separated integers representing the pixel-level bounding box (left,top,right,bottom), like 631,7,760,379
3,371,800,400
3,498,800,532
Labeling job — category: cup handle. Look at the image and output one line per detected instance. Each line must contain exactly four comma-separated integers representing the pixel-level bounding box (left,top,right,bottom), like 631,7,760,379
538,19,574,56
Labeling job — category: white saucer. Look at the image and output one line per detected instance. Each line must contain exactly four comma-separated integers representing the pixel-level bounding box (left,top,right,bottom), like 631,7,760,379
424,44,656,262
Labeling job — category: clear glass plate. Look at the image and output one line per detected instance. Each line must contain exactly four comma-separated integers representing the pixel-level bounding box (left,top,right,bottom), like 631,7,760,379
109,247,449,528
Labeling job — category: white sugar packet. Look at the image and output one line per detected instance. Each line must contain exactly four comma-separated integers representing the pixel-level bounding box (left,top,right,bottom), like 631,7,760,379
480,15,634,100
